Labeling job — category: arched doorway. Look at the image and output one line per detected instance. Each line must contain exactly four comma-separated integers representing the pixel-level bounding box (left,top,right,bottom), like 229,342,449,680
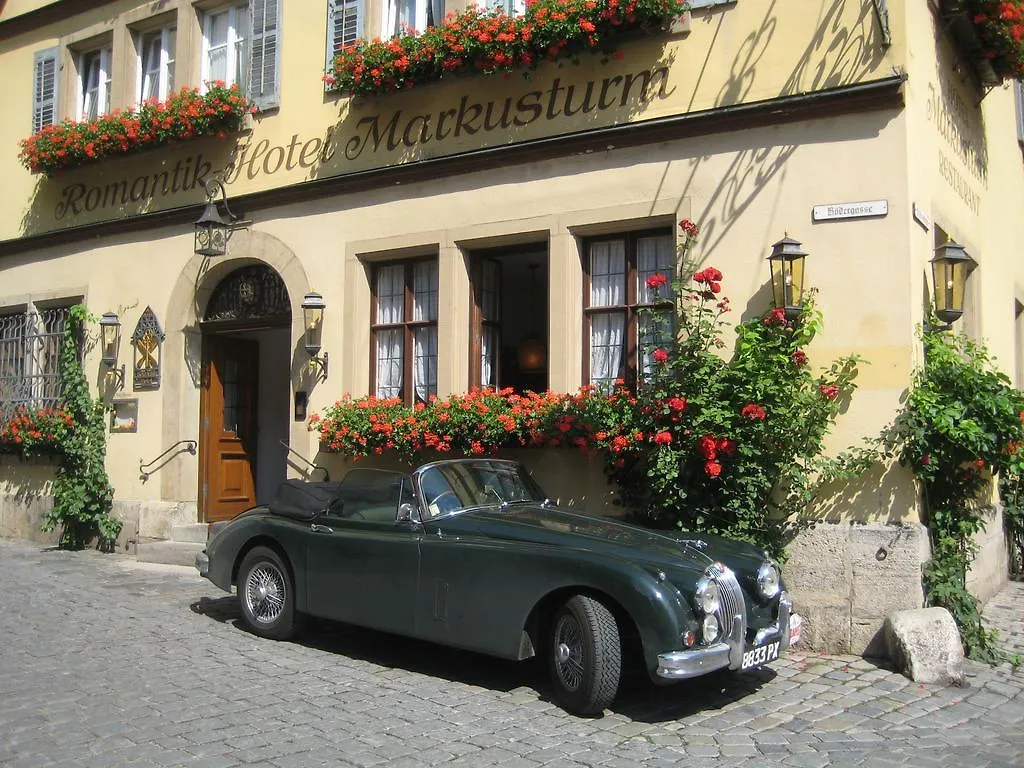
199,264,291,522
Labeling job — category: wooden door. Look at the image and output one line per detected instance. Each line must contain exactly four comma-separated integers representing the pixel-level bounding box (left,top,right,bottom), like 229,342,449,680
200,336,259,522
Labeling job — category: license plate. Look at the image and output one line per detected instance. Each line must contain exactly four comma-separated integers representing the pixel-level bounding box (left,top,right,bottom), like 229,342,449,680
741,640,780,670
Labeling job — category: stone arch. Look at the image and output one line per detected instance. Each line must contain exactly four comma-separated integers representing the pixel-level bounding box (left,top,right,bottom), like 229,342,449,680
160,229,314,506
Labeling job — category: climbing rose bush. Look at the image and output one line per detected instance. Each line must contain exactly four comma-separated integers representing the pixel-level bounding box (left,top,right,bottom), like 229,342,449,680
312,219,861,557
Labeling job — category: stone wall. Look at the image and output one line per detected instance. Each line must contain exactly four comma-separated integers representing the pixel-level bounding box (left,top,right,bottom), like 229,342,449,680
966,504,1009,605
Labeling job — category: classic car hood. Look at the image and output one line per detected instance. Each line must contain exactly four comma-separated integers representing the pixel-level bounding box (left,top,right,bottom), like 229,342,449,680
449,504,767,576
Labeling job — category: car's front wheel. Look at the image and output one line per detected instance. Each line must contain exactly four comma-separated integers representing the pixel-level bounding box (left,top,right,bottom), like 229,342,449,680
548,594,622,715
237,546,297,640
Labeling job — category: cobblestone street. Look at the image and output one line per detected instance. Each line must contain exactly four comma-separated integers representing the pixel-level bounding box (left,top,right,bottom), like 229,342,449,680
1,537,1022,767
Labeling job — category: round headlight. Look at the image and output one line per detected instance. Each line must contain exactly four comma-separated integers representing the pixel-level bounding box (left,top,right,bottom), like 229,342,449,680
695,577,720,614
757,562,781,599
701,614,720,643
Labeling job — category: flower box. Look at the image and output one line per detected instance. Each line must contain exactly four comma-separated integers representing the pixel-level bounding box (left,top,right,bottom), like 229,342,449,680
19,82,254,177
324,0,690,98
940,0,1024,87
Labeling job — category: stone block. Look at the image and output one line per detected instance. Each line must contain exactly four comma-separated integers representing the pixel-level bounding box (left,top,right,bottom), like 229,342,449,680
883,607,964,685
966,505,1007,604
792,591,851,655
783,524,850,595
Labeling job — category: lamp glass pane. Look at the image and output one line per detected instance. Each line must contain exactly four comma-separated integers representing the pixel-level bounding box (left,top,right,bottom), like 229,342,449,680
787,255,805,309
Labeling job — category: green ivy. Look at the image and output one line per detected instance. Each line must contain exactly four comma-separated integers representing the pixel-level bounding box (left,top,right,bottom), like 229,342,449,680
896,328,1024,663
39,305,120,550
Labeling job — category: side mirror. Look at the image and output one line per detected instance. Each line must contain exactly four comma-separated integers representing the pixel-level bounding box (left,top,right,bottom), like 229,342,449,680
397,503,419,524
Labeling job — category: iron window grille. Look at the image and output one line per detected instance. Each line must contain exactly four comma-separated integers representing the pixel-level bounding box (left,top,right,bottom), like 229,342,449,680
0,306,76,422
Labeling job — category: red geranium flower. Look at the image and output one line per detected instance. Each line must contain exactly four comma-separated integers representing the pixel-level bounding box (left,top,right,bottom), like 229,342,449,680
652,348,669,364
653,431,672,445
741,404,766,420
704,461,722,478
646,273,669,289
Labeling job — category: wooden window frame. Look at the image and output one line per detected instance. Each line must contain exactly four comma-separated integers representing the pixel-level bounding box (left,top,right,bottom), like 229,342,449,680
582,227,673,389
370,257,438,405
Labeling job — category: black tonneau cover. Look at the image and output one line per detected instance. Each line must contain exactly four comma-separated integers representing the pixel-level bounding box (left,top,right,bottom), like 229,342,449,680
268,479,343,521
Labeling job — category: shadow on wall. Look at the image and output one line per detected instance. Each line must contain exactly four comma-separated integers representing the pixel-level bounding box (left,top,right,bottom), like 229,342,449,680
0,454,60,545
663,0,892,273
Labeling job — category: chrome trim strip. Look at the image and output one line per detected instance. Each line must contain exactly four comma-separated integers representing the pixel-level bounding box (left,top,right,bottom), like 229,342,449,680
752,591,792,648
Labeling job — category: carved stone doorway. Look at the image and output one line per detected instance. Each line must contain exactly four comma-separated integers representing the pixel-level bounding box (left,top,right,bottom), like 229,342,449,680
199,264,291,522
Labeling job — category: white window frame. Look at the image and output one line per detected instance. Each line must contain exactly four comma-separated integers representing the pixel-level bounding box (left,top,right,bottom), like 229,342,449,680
201,3,249,92
137,25,176,103
78,45,112,121
476,0,526,15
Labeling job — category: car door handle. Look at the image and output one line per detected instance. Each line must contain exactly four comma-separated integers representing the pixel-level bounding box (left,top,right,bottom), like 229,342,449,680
310,523,334,535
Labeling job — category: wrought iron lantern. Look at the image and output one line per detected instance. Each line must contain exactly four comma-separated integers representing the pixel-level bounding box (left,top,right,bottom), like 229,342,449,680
302,291,328,379
767,235,808,320
193,179,238,257
99,311,125,390
930,240,972,329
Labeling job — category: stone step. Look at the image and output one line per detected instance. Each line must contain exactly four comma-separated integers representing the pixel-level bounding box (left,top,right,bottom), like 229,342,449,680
136,540,205,568
170,523,210,544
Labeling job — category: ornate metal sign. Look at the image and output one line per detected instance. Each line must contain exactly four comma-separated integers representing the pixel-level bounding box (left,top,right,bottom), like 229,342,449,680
132,307,165,391
204,265,290,323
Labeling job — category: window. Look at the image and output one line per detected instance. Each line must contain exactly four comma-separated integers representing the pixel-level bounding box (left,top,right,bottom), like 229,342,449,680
584,231,675,390
0,306,73,421
32,47,60,132
1015,80,1024,147
78,45,112,121
202,1,280,110
381,0,443,37
203,4,249,92
481,0,526,15
138,26,177,102
327,0,363,66
372,260,439,404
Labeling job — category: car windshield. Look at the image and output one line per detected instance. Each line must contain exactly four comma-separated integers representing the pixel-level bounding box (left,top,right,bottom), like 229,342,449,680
417,460,547,518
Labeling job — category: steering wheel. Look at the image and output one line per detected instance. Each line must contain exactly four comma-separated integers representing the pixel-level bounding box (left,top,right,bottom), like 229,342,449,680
430,490,459,511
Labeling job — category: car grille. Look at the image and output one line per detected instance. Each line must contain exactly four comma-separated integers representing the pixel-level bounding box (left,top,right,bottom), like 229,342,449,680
708,563,746,641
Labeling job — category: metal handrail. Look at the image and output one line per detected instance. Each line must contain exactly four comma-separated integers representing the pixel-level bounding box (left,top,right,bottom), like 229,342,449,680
280,440,329,481
140,440,197,482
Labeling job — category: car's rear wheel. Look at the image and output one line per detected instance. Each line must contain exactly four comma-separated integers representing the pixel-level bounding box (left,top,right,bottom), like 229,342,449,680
548,595,621,715
238,546,297,640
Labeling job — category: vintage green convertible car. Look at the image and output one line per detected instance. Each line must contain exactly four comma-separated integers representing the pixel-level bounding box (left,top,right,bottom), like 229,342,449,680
196,458,795,715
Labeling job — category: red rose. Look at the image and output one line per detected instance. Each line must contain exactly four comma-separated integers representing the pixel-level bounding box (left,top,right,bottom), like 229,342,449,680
653,431,672,445
819,384,840,400
646,273,669,289
716,437,736,457
741,404,766,420
699,434,717,460
653,348,669,364
667,396,687,412
679,219,700,238
704,461,722,478
791,350,808,366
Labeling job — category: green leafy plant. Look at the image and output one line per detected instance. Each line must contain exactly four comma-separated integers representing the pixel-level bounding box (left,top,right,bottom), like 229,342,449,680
19,82,253,177
324,0,688,96
34,305,120,550
895,328,1024,662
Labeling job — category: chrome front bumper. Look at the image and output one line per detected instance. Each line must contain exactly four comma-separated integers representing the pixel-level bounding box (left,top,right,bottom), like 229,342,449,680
195,550,209,578
656,591,792,680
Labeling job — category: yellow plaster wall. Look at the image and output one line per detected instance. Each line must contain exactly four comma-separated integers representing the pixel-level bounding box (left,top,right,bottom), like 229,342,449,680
1,0,900,240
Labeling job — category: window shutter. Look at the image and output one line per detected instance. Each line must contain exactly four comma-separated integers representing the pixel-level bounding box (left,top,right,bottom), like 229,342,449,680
32,47,59,133
249,0,280,110
327,0,362,67
1016,80,1024,147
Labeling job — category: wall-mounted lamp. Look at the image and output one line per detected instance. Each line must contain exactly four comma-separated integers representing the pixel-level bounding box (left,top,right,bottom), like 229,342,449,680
194,178,245,257
99,311,125,390
767,235,808,321
302,291,328,379
928,240,973,331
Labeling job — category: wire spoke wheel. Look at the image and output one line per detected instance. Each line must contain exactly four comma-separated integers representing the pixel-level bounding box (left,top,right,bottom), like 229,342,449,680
237,546,298,640
548,595,622,715
244,563,286,624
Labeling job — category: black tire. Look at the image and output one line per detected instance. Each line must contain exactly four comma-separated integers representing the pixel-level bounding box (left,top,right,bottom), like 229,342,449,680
237,546,297,640
548,595,622,715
